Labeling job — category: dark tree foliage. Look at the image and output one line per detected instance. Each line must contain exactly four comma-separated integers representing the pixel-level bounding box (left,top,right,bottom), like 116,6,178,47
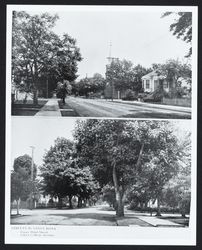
12,11,82,103
106,59,150,93
74,120,183,217
162,12,192,57
40,137,98,208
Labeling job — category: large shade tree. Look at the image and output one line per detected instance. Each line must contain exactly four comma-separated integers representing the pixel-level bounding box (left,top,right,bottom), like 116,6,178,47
12,11,82,103
40,137,98,208
106,59,150,94
74,120,184,217
11,154,38,214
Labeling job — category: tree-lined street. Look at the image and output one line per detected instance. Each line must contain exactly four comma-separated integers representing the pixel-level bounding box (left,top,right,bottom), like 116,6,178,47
33,96,191,118
11,205,185,227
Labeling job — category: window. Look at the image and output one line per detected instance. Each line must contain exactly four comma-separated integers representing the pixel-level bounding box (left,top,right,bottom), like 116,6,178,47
146,80,150,89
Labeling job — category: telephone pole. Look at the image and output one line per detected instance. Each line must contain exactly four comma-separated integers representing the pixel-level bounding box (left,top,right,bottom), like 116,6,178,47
106,42,119,101
30,146,35,210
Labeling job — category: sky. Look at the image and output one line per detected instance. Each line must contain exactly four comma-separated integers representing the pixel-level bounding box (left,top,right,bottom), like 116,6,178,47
26,7,190,79
11,118,191,167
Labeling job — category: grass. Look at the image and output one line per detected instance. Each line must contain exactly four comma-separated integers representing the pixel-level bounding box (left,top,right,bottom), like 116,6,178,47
58,100,79,117
12,100,48,116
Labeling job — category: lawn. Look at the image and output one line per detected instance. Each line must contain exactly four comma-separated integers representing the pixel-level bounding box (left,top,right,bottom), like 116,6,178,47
12,100,48,116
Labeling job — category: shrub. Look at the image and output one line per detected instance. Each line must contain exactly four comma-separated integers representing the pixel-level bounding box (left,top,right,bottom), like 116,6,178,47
122,89,137,101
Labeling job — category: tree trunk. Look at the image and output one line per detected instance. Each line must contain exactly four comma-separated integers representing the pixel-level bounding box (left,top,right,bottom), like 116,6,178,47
16,199,20,215
33,88,38,105
181,212,186,218
77,196,82,208
83,198,87,207
69,195,73,209
57,197,63,209
112,163,124,217
156,197,161,216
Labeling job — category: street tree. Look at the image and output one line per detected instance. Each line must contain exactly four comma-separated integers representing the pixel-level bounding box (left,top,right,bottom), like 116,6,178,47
73,73,106,97
74,120,183,217
11,154,38,214
162,130,191,217
162,12,192,57
106,59,150,93
13,154,37,180
40,138,75,207
12,11,82,104
40,137,98,208
155,59,191,97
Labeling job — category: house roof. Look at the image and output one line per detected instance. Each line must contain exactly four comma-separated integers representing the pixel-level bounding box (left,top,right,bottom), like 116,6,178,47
141,70,158,79
142,70,166,80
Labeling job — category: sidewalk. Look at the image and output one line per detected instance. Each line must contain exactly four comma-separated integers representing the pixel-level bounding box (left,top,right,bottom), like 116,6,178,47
107,99,191,113
135,215,183,227
35,98,61,116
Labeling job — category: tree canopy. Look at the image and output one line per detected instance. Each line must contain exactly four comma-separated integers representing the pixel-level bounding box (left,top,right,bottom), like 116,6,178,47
12,11,82,103
74,120,185,217
106,59,150,94
40,137,98,208
162,12,192,57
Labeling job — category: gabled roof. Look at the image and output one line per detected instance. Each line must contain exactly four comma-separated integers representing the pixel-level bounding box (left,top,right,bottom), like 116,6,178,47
141,70,158,79
142,70,165,80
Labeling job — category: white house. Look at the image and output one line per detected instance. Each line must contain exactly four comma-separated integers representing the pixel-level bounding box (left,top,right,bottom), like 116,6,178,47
141,71,169,93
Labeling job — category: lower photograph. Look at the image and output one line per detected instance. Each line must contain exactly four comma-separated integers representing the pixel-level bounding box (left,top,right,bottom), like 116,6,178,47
6,117,195,245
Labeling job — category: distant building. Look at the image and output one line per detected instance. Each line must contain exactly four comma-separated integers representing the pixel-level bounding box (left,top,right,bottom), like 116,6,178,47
141,71,170,93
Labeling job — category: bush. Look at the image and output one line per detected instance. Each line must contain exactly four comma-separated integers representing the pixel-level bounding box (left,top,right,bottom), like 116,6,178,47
122,89,138,101
143,87,169,103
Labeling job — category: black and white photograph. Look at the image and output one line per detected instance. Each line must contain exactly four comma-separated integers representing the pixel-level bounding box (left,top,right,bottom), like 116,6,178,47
10,6,195,119
10,118,191,227
5,4,197,246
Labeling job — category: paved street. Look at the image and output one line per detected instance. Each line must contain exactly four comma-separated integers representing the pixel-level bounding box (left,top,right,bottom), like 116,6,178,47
11,205,184,227
61,97,191,118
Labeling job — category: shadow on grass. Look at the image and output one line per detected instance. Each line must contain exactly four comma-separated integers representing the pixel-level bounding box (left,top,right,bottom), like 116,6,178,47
48,212,116,222
12,100,48,116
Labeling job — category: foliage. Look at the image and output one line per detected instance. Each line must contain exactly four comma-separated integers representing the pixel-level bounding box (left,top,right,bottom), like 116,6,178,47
73,73,106,97
74,120,184,217
12,11,82,103
106,60,150,93
155,59,191,97
40,137,98,206
11,154,38,214
122,89,137,101
13,154,37,180
162,12,192,57
102,185,116,207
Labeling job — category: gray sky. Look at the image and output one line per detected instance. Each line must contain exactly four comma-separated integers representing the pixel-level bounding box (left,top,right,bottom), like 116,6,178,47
51,10,190,79
26,8,190,79
11,118,191,167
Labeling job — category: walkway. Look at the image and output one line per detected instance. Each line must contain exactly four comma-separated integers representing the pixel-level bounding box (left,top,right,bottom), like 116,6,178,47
135,215,183,227
35,98,61,116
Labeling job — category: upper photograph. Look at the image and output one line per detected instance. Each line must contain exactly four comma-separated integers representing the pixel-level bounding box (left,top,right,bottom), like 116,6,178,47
9,6,196,119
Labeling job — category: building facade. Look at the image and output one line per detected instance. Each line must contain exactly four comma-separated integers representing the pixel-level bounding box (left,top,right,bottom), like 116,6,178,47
142,71,169,93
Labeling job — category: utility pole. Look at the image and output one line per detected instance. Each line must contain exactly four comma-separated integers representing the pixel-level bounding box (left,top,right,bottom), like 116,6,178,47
106,42,119,101
30,146,35,210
